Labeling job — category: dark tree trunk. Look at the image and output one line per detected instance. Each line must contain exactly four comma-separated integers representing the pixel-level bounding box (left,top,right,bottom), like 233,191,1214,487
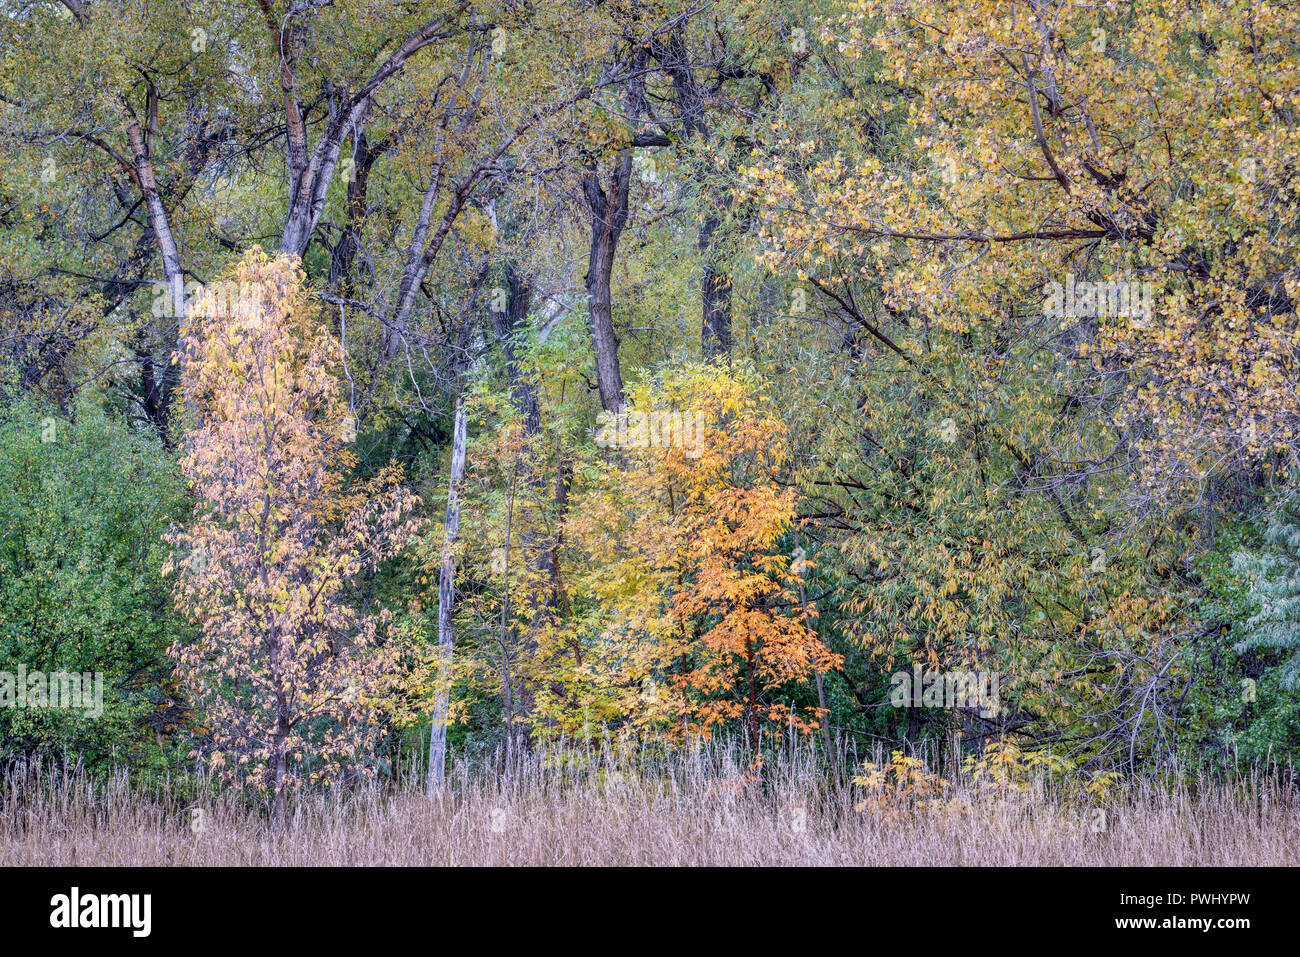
653,29,735,359
327,131,382,296
136,336,171,446
581,46,651,413
700,216,733,358
582,157,632,413
491,262,541,434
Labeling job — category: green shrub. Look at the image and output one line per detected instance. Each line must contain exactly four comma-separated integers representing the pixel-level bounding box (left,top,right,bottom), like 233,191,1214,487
0,395,188,772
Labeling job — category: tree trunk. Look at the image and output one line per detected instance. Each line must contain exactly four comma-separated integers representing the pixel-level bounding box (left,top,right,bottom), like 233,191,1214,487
328,130,382,296
123,108,185,339
581,47,650,413
491,263,541,433
271,708,289,832
651,29,735,359
583,158,631,413
700,214,733,359
270,11,462,259
428,394,468,795
136,333,171,446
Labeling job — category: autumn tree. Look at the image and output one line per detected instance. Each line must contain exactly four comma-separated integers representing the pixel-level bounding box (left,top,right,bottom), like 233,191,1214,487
165,251,420,827
749,0,1300,508
560,363,841,751
728,0,1300,768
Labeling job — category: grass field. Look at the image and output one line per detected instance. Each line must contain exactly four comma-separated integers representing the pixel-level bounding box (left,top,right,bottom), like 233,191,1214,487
4,744,1296,866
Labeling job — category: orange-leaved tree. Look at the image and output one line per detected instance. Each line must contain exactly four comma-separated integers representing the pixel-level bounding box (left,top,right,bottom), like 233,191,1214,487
164,250,420,827
568,363,842,752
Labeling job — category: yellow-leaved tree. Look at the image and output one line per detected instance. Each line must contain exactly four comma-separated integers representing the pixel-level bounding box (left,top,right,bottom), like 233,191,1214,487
548,363,842,752
165,251,421,828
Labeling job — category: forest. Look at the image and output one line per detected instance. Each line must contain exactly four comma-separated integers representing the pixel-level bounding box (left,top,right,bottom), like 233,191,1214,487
1,0,1298,867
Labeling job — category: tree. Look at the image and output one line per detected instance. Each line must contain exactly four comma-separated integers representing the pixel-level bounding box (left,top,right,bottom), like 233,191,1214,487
748,0,1300,507
1234,486,1300,690
564,363,841,751
0,389,187,771
428,393,466,794
580,46,648,414
648,6,804,358
735,0,1300,769
165,251,420,827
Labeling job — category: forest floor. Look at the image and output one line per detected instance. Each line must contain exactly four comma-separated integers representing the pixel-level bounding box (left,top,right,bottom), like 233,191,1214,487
3,757,1297,865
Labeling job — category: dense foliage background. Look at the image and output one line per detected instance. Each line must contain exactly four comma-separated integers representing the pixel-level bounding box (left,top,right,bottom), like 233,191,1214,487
2,0,1298,803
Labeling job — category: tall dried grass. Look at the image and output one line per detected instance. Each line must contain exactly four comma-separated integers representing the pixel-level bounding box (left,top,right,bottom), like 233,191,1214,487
3,738,1296,865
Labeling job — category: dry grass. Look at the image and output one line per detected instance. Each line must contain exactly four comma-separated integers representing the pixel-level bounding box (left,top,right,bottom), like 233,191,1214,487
3,743,1297,865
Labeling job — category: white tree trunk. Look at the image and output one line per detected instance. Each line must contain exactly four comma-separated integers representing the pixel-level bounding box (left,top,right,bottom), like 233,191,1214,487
428,395,467,795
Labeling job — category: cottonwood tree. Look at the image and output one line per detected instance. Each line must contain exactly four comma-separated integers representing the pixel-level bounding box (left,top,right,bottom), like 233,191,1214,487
739,0,1300,765
0,0,243,419
751,0,1300,510
165,251,420,827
